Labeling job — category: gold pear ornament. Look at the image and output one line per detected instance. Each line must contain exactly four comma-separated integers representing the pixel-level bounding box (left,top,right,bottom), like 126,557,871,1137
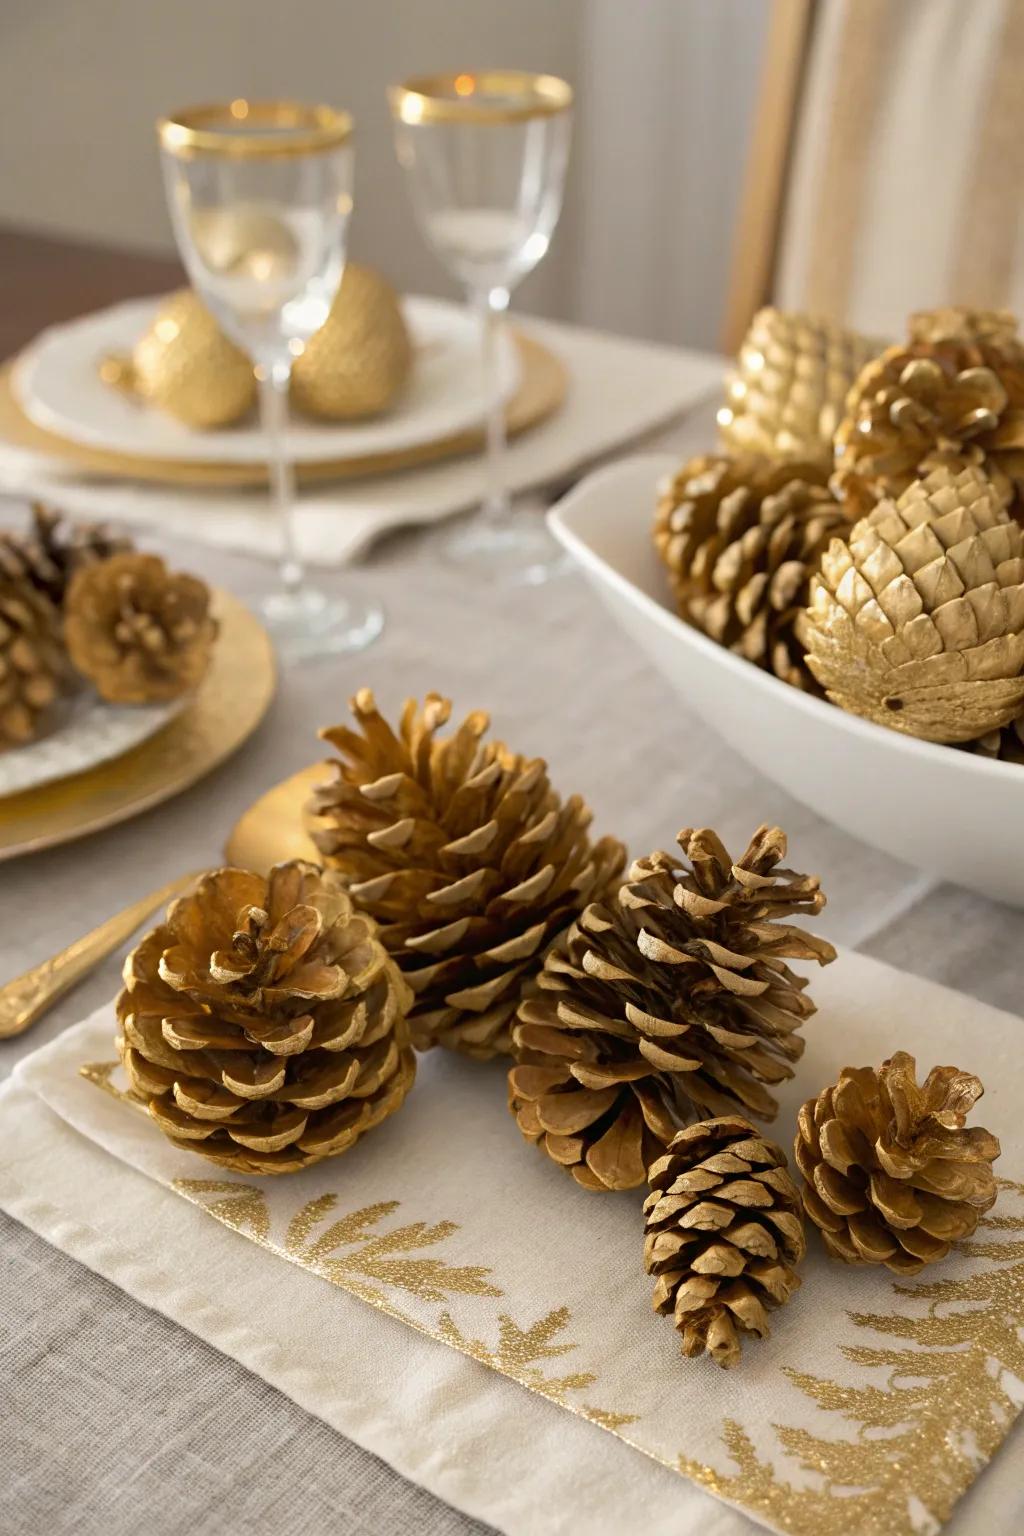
103,289,257,429
291,264,413,421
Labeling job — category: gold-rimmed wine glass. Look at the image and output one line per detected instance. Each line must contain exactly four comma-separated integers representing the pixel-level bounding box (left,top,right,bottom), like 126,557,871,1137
158,99,383,660
389,71,572,585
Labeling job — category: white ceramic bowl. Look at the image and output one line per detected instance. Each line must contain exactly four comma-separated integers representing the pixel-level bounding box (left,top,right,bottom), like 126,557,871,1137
549,454,1024,907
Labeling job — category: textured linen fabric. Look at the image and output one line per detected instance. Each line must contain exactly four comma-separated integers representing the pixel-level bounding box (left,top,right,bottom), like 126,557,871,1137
1,398,1022,1533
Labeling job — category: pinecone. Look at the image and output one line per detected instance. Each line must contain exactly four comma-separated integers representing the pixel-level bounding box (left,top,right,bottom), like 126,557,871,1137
833,307,1024,518
802,464,1024,742
508,826,836,1192
0,505,134,609
644,1116,805,1368
309,690,626,1061
116,862,416,1174
64,552,218,705
654,453,845,688
794,1051,1000,1275
719,307,880,467
0,579,66,748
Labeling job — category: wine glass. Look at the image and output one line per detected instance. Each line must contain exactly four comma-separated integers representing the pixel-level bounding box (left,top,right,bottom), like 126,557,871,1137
157,100,383,660
389,71,572,584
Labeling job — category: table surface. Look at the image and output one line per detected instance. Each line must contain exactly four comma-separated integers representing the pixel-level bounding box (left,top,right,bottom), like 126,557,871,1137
1,229,1019,1536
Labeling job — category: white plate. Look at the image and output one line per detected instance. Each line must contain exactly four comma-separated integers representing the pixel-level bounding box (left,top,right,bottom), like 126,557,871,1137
14,294,520,465
0,689,183,799
549,455,1024,908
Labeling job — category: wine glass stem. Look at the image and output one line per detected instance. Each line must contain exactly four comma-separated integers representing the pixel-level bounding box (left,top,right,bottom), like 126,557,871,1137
258,361,303,594
476,285,510,525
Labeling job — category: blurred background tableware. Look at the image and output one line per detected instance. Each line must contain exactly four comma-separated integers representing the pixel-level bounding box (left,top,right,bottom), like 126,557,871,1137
158,98,383,659
0,587,275,861
390,70,572,584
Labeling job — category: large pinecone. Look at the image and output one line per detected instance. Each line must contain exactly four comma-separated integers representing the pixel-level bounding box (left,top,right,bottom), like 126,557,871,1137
802,464,1024,742
508,826,836,1191
794,1051,1000,1275
833,307,1024,518
0,505,133,609
654,453,845,688
117,862,415,1174
65,552,218,705
0,578,65,748
310,690,626,1061
719,307,880,467
644,1116,805,1368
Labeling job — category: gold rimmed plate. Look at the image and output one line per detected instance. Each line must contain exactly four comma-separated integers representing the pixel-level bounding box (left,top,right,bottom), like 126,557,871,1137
0,589,276,861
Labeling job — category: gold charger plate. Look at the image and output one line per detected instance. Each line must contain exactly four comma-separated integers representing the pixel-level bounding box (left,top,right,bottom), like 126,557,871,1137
0,331,567,489
0,590,275,861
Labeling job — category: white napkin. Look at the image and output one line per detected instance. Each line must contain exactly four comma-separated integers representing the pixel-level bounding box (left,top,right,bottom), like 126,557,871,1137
0,320,725,567
2,946,1022,1536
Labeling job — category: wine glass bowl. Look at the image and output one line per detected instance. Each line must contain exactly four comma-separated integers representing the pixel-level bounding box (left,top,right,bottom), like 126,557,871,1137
158,100,382,659
389,72,573,583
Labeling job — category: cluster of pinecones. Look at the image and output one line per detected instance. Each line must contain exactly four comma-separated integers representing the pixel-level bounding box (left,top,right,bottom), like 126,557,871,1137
0,505,217,750
122,688,1001,1371
655,305,1024,756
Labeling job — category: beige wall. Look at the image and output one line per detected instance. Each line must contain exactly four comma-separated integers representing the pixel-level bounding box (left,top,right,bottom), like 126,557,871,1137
0,0,767,348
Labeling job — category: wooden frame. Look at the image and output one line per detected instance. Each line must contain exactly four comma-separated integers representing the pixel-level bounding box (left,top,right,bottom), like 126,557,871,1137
720,0,815,354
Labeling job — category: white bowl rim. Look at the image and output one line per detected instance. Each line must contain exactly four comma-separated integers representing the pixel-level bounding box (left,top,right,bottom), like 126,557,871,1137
548,454,1024,788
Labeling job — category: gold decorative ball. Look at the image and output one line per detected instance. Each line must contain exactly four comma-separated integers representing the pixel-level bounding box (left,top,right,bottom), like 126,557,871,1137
132,289,257,429
291,264,413,421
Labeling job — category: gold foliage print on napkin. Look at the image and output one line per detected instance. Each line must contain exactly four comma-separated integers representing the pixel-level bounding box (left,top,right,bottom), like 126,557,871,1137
174,1179,500,1311
439,1308,637,1428
680,1178,1024,1536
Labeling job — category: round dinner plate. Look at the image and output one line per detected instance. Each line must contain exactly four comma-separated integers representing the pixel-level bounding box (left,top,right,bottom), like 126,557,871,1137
0,589,275,861
0,690,184,800
14,294,520,466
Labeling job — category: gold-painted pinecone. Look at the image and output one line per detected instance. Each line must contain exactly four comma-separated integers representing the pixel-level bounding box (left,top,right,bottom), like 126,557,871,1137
0,505,134,609
718,307,880,467
644,1116,805,1368
65,552,218,705
128,289,256,428
0,579,65,748
508,826,836,1192
794,1051,1000,1274
833,307,1024,517
802,464,1024,742
116,862,416,1175
310,690,625,1061
654,452,845,687
291,264,413,421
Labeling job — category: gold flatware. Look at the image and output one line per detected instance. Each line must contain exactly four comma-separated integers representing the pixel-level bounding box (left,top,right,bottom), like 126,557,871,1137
0,761,321,1040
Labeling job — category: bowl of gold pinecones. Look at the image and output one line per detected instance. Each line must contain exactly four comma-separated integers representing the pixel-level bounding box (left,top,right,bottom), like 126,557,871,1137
549,306,1024,908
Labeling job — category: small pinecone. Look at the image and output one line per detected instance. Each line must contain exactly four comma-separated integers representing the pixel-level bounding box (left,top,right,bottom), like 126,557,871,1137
0,579,66,747
310,690,626,1061
802,464,1024,742
64,552,218,705
0,505,134,609
795,1051,1000,1275
719,307,880,466
833,307,1024,518
654,453,845,687
508,826,836,1192
644,1116,805,1368
116,862,416,1174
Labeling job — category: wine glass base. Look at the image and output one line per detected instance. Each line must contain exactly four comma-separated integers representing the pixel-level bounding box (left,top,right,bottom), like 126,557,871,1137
259,587,384,663
442,510,570,585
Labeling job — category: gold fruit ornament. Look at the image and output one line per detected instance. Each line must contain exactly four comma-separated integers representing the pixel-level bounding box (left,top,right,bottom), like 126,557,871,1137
116,862,416,1175
291,264,413,421
107,289,257,429
801,464,1024,742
